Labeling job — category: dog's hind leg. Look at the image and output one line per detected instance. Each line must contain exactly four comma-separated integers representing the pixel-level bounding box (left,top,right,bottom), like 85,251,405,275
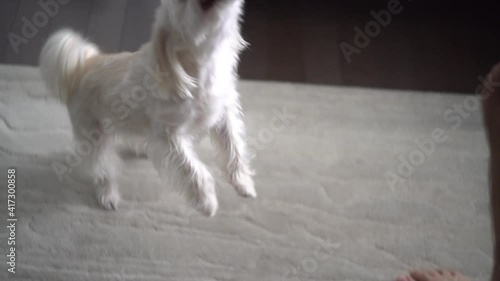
74,121,122,210
92,137,122,210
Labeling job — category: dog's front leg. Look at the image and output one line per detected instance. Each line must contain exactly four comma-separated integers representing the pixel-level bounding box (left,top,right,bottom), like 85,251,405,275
211,107,257,198
148,136,218,216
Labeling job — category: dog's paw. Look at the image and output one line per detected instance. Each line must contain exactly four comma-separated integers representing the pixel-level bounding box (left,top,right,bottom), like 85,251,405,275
196,192,219,217
232,173,257,198
96,185,120,211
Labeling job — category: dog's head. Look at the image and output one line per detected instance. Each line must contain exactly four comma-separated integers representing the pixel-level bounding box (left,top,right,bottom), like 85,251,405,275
156,0,244,46
152,0,246,99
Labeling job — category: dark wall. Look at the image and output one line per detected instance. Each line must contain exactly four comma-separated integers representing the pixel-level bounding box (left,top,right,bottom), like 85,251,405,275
1,0,499,93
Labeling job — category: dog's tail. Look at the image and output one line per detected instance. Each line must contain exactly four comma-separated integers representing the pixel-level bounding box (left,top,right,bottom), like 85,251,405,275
39,29,100,103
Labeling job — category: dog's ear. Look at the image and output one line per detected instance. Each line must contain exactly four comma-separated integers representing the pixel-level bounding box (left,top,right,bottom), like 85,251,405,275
153,28,195,99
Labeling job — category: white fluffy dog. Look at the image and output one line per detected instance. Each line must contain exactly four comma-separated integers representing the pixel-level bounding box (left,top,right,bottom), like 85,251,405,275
39,0,256,216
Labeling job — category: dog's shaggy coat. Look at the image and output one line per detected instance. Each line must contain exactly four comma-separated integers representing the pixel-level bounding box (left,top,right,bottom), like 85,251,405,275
39,0,256,216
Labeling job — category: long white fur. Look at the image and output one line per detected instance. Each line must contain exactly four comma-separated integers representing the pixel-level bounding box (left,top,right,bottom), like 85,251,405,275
39,0,255,216
39,30,100,103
